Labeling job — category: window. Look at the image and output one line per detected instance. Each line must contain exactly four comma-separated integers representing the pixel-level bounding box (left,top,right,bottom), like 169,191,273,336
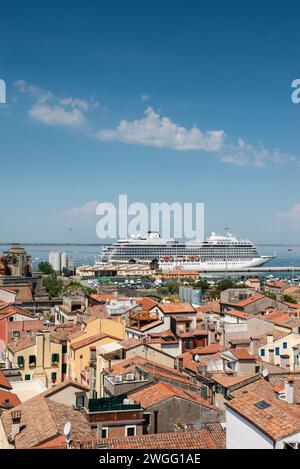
126,426,136,437
62,345,68,354
255,400,271,410
101,427,109,438
29,355,36,367
51,372,57,382
76,394,85,408
260,349,265,357
255,366,260,373
283,342,287,349
17,356,24,366
51,353,60,364
25,374,31,381
62,363,67,374
275,347,280,356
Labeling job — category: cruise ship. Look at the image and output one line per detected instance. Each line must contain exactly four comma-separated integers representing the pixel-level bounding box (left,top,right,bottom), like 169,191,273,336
101,231,275,272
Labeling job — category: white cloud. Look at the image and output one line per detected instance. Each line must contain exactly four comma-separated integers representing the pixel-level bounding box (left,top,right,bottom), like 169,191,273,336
29,102,86,127
95,106,225,152
219,139,297,169
14,80,98,128
94,107,298,168
63,200,99,216
278,203,300,221
13,83,299,169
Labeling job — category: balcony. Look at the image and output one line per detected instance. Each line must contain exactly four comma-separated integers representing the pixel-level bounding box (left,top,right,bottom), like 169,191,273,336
86,394,143,424
88,395,141,413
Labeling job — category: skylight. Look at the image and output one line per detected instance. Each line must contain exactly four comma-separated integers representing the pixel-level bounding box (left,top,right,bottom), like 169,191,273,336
255,400,271,410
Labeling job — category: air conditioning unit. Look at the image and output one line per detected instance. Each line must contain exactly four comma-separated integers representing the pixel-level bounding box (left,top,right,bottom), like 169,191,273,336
114,375,123,382
126,373,135,381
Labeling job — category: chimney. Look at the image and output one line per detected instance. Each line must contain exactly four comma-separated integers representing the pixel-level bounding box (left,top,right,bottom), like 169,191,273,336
250,337,259,355
285,377,294,404
207,327,215,345
177,356,183,371
268,348,274,364
36,333,44,368
11,410,21,441
44,330,51,369
266,334,274,346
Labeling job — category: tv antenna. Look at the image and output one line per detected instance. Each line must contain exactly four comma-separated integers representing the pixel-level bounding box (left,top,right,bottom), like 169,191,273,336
64,421,72,448
262,366,269,380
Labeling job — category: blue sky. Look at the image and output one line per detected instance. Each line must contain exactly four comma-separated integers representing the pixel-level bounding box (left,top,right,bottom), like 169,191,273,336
0,0,300,243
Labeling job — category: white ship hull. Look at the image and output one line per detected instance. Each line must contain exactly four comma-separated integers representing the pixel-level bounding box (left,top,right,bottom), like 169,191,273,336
101,231,275,272
159,256,274,272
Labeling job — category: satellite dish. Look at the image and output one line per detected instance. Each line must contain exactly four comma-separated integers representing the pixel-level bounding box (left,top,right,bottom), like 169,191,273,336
194,354,200,363
262,366,269,378
64,421,72,444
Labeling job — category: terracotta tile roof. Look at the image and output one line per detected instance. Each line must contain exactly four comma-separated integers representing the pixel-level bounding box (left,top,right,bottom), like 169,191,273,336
43,379,90,397
127,319,164,332
229,338,251,345
180,351,198,373
70,332,109,350
228,349,255,360
225,309,251,319
259,310,299,326
236,293,265,307
0,307,34,320
180,345,226,374
134,297,158,311
0,394,94,449
50,427,223,449
230,377,276,399
212,373,258,388
283,286,300,295
196,301,221,315
87,304,109,319
158,302,196,314
189,343,226,355
205,423,226,448
285,302,299,310
0,370,12,390
265,280,287,289
49,324,81,342
1,284,33,302
247,278,260,283
108,356,191,385
171,315,193,322
225,390,300,441
119,338,141,349
0,389,21,409
129,382,217,410
7,337,35,353
258,329,291,347
149,329,178,343
90,293,116,303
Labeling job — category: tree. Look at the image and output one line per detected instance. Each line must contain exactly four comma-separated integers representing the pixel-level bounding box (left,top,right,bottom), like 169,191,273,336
217,278,236,292
38,261,54,275
264,291,276,300
284,294,298,304
43,275,62,298
193,279,210,294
